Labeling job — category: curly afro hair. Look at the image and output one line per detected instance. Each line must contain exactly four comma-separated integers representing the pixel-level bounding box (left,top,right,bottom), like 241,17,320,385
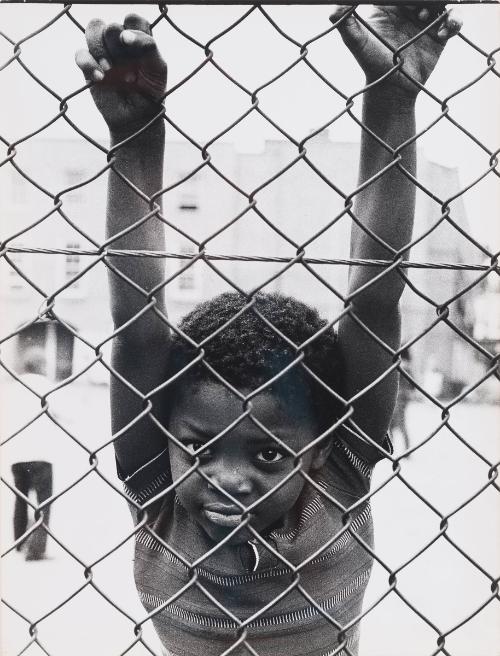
168,291,346,432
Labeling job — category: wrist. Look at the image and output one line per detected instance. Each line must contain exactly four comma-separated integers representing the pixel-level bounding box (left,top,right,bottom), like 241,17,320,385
110,118,165,151
363,81,417,112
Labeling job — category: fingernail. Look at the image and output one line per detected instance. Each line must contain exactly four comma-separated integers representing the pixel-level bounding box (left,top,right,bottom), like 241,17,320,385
93,69,104,82
121,30,136,46
99,57,111,72
418,9,429,21
124,71,136,83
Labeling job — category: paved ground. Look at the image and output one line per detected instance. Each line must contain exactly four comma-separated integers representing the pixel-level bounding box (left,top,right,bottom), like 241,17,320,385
2,385,499,656
361,400,500,656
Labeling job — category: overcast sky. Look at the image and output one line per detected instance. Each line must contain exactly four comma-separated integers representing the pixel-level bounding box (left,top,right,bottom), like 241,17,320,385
1,3,499,245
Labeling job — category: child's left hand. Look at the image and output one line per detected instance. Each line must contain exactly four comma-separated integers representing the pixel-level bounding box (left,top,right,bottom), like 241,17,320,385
330,4,462,97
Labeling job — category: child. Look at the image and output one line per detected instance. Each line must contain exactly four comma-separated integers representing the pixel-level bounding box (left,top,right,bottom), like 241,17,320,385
76,5,461,655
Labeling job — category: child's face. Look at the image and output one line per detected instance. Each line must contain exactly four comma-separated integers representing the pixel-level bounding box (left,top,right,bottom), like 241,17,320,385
168,381,329,545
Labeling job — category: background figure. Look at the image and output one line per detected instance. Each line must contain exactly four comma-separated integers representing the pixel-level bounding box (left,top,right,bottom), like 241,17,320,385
11,462,53,560
4,349,54,561
423,355,444,399
391,350,414,454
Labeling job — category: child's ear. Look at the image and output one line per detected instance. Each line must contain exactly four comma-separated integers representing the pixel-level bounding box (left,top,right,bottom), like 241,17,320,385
310,439,334,470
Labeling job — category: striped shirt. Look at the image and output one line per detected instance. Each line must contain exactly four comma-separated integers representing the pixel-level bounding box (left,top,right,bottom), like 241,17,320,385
122,431,388,656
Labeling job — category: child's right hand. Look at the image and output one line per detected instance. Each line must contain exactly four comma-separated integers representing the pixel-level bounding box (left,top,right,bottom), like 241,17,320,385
75,14,167,136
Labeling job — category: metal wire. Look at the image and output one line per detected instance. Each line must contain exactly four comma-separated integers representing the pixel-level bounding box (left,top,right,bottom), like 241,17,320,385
1,2,499,656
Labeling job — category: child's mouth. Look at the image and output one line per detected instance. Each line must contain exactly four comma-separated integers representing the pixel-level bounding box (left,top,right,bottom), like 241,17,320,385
204,510,241,528
203,503,243,528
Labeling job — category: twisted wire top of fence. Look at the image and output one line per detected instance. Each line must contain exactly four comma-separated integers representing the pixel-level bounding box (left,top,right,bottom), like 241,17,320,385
1,2,499,656
2,0,500,6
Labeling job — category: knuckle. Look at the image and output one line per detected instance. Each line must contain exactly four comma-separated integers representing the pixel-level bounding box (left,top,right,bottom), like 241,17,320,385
75,49,90,67
87,17,103,31
86,18,104,39
106,22,123,34
124,12,144,25
143,35,157,50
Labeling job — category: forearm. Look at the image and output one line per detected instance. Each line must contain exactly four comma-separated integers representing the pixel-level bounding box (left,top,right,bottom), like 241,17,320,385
107,121,168,336
334,4,460,442
107,123,171,464
349,87,416,311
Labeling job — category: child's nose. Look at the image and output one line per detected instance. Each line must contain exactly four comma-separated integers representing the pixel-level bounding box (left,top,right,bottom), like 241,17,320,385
206,465,252,498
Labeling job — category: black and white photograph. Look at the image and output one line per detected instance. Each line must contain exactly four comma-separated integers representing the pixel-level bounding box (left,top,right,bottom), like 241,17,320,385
1,1,499,655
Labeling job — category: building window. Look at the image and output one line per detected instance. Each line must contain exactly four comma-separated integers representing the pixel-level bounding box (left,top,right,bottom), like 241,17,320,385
8,249,25,292
65,242,81,287
64,168,85,203
178,247,196,291
178,193,198,211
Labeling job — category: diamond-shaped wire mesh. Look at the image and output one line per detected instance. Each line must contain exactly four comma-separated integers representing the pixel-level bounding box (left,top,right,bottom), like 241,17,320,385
1,2,499,655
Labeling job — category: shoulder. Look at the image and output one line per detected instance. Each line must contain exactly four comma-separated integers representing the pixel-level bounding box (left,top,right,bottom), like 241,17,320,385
322,428,392,498
118,447,173,524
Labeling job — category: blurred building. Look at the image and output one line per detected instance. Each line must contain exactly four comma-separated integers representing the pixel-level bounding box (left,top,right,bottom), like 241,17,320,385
0,135,487,392
472,271,500,348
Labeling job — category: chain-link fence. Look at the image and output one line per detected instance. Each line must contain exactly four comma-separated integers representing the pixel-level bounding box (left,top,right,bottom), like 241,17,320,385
1,2,499,655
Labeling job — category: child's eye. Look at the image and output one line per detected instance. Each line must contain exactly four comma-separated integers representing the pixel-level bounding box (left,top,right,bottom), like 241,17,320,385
256,448,285,464
183,441,210,457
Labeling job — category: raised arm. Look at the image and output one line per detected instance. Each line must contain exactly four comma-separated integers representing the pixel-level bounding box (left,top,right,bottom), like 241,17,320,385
76,15,170,476
332,5,461,448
